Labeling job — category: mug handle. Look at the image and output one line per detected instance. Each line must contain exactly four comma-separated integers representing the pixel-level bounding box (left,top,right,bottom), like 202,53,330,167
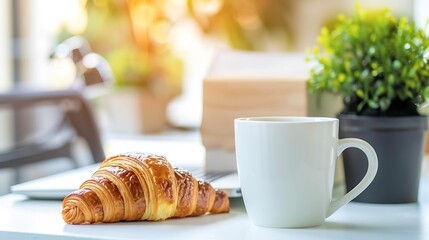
326,138,378,217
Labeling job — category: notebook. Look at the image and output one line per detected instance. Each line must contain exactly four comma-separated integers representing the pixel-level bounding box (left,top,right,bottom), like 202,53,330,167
10,164,241,199
10,139,241,199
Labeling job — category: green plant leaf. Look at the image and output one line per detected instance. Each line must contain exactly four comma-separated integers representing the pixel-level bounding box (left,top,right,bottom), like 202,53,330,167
379,98,391,111
356,89,365,98
368,100,379,109
307,5,429,116
424,86,429,99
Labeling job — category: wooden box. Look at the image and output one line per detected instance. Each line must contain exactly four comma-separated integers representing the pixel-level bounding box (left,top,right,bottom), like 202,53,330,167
201,50,309,171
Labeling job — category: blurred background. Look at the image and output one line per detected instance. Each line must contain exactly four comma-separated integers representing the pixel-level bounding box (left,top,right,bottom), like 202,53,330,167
0,0,428,195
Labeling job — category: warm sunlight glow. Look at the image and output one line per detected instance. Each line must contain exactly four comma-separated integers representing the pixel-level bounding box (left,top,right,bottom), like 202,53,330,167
150,20,171,45
46,0,87,34
130,1,157,50
47,58,76,89
233,0,261,30
192,0,223,16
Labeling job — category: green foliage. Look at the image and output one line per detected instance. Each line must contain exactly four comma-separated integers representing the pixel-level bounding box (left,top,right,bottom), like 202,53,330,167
307,4,429,116
186,0,294,51
58,0,184,99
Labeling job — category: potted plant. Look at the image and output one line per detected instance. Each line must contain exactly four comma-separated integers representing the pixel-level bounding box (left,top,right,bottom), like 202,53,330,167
307,4,429,203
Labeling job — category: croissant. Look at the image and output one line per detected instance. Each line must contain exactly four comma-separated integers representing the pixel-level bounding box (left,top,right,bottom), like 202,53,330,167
61,152,230,224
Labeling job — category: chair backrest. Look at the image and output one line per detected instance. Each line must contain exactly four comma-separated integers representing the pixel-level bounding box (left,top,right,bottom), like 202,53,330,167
0,89,105,169
0,36,113,169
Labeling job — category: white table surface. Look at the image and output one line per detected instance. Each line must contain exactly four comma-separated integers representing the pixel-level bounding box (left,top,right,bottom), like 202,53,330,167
0,175,428,240
1,136,428,240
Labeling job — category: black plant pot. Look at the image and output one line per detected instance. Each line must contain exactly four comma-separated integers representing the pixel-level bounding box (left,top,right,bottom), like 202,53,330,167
339,114,428,203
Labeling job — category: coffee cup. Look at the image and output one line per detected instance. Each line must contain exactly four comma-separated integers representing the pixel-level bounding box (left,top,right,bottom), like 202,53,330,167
234,116,378,228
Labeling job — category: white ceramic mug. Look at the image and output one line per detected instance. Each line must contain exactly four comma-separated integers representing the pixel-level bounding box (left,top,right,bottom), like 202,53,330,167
234,116,378,228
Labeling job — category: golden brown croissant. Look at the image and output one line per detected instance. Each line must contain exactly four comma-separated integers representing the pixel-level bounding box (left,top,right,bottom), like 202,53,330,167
61,152,230,224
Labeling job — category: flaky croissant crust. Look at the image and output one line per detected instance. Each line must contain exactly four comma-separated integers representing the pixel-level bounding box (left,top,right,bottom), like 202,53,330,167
62,152,229,224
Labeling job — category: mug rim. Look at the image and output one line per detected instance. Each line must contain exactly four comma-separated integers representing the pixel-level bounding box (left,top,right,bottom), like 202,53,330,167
235,116,338,123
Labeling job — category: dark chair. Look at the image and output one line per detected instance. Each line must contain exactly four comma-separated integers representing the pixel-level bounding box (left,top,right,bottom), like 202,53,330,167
0,36,113,180
0,89,105,169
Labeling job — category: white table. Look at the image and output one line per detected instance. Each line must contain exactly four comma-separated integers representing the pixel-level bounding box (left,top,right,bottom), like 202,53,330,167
0,174,428,240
